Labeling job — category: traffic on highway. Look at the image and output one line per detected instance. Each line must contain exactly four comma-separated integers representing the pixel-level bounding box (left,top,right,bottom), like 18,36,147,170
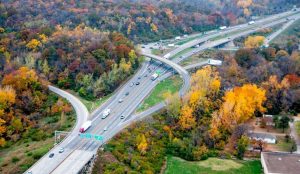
25,8,300,174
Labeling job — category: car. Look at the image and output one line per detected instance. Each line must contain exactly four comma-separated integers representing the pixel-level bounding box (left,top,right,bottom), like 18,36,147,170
49,153,54,158
150,47,153,49
135,82,140,85
27,171,33,174
227,37,231,40
120,115,125,119
59,147,64,153
118,98,124,103
179,56,183,59
141,46,145,48
130,82,134,87
125,92,129,96
144,74,148,77
103,126,108,131
138,76,141,80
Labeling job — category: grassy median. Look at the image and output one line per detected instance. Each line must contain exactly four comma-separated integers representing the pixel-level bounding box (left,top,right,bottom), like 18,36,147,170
137,75,182,112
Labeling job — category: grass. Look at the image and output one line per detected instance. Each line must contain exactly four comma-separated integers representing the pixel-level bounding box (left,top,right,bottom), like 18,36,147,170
0,138,54,174
175,35,202,45
137,75,182,112
268,136,294,152
68,90,112,112
151,48,163,55
295,121,300,136
272,18,300,44
165,156,262,174
171,47,194,59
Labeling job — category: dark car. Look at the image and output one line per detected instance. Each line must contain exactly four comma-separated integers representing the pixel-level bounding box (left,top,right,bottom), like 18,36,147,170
125,92,129,96
138,76,141,80
135,82,140,85
49,153,54,158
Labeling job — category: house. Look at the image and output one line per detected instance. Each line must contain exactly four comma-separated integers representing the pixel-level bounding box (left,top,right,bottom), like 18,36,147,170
248,132,277,144
263,114,275,127
261,152,300,174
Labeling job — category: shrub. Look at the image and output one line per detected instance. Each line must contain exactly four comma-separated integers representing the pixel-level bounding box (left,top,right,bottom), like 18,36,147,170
12,157,20,163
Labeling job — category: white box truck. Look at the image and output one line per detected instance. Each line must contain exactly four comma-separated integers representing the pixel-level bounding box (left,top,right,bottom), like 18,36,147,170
248,21,255,25
79,121,92,133
208,59,222,66
219,26,227,30
102,108,111,119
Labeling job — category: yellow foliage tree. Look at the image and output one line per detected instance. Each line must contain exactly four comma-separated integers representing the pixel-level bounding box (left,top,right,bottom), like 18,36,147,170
0,86,16,147
26,39,41,50
150,23,158,32
187,66,221,108
244,36,265,48
210,84,266,136
136,134,148,155
39,34,48,43
2,67,38,92
178,105,196,130
119,58,132,73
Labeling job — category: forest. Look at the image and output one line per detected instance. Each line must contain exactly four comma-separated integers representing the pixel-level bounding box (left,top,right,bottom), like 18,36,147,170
1,0,299,42
92,43,300,173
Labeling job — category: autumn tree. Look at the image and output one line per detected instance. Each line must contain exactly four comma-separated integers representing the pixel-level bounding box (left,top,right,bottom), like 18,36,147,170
244,36,265,48
136,134,148,155
210,84,266,137
178,105,196,130
26,39,41,51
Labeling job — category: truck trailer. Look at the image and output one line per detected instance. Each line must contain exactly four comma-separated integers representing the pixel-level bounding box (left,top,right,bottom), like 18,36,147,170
79,121,92,133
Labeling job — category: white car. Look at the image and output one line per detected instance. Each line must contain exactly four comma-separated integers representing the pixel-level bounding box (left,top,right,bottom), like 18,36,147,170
118,98,124,103
59,147,64,153
102,109,111,119
104,126,108,131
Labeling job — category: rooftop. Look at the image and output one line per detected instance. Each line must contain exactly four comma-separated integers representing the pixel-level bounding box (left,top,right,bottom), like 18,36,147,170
261,152,300,174
248,132,276,140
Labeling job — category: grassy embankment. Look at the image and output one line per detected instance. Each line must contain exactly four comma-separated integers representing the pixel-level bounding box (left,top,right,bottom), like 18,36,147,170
165,156,262,174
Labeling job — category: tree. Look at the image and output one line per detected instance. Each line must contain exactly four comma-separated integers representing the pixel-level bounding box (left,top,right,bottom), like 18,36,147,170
244,36,265,48
26,39,41,50
42,59,50,76
178,105,196,130
165,92,181,119
211,84,266,134
237,135,249,159
277,115,291,133
136,134,148,155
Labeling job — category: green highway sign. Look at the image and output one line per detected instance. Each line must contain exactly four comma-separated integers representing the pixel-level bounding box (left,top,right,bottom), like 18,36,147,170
79,133,104,141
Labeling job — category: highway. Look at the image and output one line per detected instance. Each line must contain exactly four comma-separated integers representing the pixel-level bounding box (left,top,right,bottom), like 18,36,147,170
26,86,89,174
141,52,190,96
25,9,300,174
164,8,300,59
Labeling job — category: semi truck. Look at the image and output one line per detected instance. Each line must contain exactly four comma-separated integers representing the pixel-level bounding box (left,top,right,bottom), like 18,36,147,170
79,121,92,133
102,108,111,119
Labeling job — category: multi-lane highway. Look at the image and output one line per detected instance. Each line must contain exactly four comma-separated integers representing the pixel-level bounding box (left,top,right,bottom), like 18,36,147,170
26,9,300,174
